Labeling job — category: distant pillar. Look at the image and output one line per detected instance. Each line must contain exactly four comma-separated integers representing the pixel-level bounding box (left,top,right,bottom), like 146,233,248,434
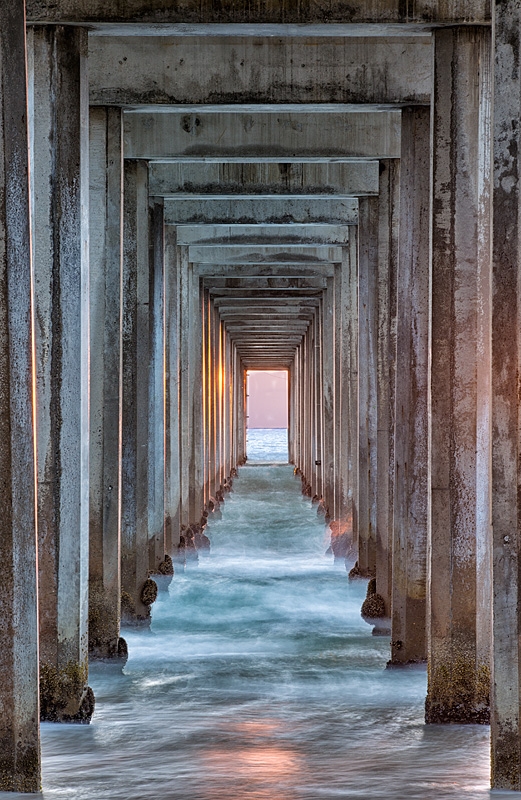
347,230,359,547
322,276,335,517
178,245,191,525
88,107,125,661
191,270,204,521
0,3,40,789
491,2,521,788
148,201,165,572
121,160,152,626
426,26,492,724
390,108,430,665
164,225,180,549
31,25,92,721
313,304,323,498
376,159,399,616
338,242,354,528
357,198,379,577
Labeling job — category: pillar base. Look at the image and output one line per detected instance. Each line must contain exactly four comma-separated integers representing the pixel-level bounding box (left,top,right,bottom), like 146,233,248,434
89,636,128,665
425,661,490,724
386,659,427,670
120,580,157,627
0,750,40,794
347,560,375,580
40,663,95,723
492,724,521,791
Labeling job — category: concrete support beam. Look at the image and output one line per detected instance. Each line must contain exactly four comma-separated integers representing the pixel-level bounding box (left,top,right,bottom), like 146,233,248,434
426,26,491,725
31,25,92,722
90,34,431,106
491,2,521,788
390,108,430,665
189,244,343,264
121,160,151,625
26,4,491,25
197,265,336,278
88,106,125,661
176,224,350,246
150,161,379,197
0,3,39,790
165,196,358,225
357,198,379,578
124,107,401,160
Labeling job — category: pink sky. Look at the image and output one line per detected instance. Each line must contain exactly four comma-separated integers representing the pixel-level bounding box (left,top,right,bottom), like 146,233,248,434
247,370,288,428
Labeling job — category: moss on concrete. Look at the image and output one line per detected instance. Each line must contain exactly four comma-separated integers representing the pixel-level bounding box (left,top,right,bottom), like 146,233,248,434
140,578,158,606
425,658,490,724
361,592,386,619
40,660,94,723
0,746,40,793
491,721,521,790
121,590,135,617
157,554,174,575
89,583,124,660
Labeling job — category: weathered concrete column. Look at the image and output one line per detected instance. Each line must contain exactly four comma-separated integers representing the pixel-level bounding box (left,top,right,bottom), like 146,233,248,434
357,198,379,577
311,307,321,497
88,107,126,661
207,298,217,495
390,108,430,665
148,201,165,572
491,2,521,788
348,229,359,548
374,160,399,619
322,276,335,517
178,244,191,526
338,247,353,529
31,25,92,722
426,26,492,724
178,245,203,524
0,4,40,790
164,225,180,549
237,355,246,465
121,160,152,626
191,273,204,522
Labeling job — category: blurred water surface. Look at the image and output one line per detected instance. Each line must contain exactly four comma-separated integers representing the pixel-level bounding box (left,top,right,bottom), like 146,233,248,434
2,432,509,800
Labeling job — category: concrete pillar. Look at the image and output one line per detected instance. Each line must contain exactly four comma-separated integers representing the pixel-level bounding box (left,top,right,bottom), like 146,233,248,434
207,298,217,494
191,275,204,522
148,201,165,572
348,230,359,548
121,160,151,626
338,248,353,528
31,25,92,722
88,107,125,661
375,160,399,619
426,26,491,725
178,245,191,526
164,225,180,549
0,3,40,789
314,304,323,499
322,277,335,517
390,108,430,665
357,198,379,577
491,2,521,788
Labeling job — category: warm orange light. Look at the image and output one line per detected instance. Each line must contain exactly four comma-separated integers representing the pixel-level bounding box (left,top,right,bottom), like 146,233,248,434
199,719,305,800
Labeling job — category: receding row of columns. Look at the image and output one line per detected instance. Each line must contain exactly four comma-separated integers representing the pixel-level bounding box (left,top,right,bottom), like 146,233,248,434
3,6,521,795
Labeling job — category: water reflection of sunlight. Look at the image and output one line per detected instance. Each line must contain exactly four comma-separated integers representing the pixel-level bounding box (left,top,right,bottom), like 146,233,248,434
201,718,305,800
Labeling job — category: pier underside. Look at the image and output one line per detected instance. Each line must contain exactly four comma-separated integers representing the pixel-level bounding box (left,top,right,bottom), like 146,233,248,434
0,0,520,792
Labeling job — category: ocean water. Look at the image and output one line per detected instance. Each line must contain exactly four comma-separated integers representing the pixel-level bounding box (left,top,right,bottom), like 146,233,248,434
1,431,510,800
246,427,289,462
